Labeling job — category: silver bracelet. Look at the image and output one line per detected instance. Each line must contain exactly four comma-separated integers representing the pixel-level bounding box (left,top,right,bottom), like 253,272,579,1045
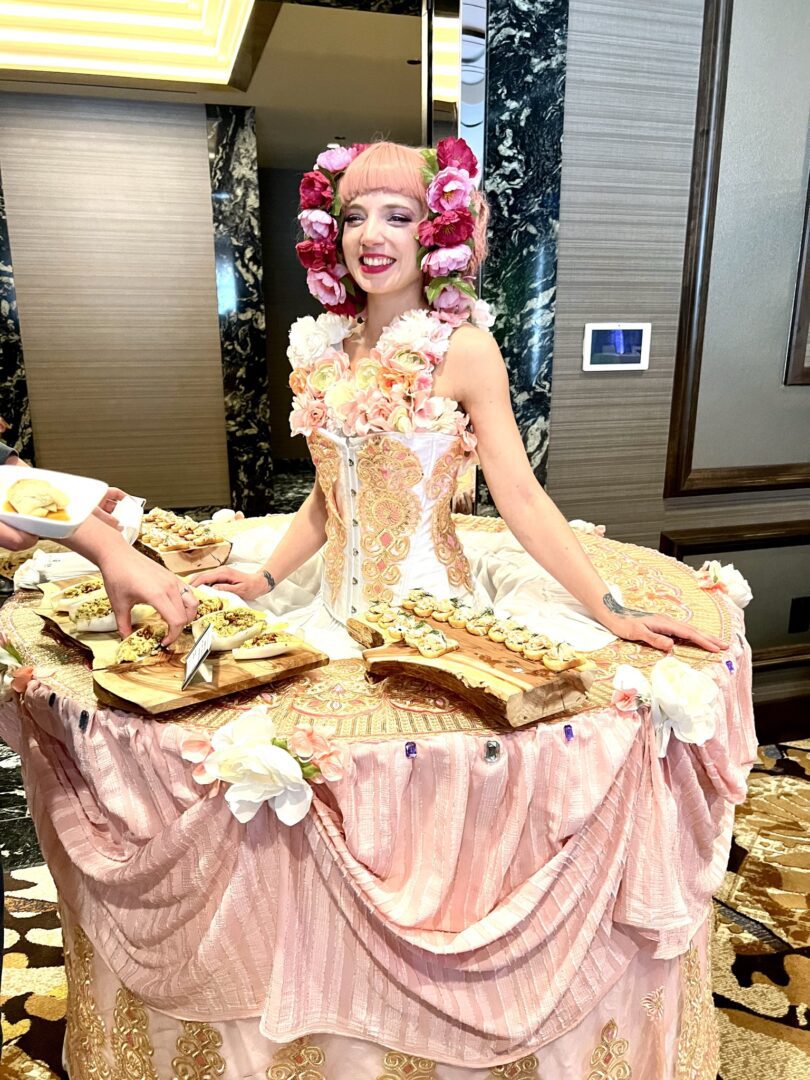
261,569,276,595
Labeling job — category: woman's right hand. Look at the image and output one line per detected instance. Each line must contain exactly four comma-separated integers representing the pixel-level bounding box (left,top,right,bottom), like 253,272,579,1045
190,567,269,601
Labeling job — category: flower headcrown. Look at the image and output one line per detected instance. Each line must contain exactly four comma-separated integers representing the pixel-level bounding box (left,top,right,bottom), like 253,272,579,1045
296,137,487,326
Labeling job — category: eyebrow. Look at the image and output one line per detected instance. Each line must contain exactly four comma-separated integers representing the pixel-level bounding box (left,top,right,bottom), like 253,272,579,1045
345,202,414,212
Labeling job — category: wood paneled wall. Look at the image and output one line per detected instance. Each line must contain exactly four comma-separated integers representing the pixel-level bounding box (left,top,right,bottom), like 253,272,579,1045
547,0,810,546
0,94,230,507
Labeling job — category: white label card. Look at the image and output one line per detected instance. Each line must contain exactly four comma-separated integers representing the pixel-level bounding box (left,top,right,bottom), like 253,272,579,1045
182,622,213,690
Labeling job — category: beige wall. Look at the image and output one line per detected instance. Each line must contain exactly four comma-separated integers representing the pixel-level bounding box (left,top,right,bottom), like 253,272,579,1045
0,93,230,507
548,0,810,547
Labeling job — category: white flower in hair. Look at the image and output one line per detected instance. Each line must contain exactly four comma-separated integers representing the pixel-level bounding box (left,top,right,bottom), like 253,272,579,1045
378,309,454,363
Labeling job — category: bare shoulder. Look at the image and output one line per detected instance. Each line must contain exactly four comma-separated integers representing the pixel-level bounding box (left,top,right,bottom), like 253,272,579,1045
446,324,505,373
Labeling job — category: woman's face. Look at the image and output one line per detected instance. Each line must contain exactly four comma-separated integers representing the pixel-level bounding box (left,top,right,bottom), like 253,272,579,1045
341,190,425,298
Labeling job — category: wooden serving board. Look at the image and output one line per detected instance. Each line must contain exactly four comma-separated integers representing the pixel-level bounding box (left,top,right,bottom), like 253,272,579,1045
135,538,232,574
35,581,329,716
347,617,595,728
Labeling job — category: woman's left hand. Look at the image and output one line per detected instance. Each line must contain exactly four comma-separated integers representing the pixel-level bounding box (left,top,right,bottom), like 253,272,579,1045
604,609,727,653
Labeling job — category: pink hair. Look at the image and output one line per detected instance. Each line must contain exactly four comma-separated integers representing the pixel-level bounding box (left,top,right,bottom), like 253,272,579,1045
337,140,489,271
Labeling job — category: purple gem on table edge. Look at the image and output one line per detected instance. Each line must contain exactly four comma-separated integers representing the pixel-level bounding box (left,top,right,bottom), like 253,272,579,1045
725,660,734,672
405,741,417,758
564,724,574,742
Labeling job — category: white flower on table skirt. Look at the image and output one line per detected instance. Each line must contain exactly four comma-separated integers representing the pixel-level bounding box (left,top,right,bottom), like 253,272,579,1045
568,519,607,536
649,656,719,758
180,706,313,826
611,664,652,713
695,560,752,608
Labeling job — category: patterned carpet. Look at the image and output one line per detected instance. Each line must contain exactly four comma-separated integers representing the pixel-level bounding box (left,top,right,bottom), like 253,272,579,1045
1,741,809,1078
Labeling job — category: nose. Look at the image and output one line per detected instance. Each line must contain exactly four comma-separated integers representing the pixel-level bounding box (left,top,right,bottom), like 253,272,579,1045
360,214,385,248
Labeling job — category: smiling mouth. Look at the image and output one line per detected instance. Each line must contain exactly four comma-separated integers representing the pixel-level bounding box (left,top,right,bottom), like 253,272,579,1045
360,255,396,268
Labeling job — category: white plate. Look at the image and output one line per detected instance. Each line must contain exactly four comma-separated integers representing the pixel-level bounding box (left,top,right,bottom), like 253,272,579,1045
0,466,108,539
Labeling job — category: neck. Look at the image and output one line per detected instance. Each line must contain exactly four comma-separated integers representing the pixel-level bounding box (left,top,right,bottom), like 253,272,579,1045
361,282,428,344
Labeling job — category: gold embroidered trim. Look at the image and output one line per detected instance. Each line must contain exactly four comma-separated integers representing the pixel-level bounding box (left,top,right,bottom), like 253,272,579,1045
111,987,158,1080
676,943,718,1080
308,432,346,605
641,986,664,1022
267,1037,327,1080
357,437,423,605
172,1021,226,1080
377,1051,437,1079
488,1055,540,1078
586,1019,632,1079
426,441,473,592
63,925,112,1080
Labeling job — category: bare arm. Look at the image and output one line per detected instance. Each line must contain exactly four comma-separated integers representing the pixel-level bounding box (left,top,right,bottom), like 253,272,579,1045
448,328,725,652
191,482,328,600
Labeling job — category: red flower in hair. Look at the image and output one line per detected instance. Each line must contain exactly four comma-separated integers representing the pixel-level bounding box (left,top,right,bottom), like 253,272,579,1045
436,136,478,179
418,208,475,249
295,239,338,271
299,170,333,210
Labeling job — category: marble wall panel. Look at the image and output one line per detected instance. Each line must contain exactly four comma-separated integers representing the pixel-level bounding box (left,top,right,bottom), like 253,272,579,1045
482,0,569,491
0,166,34,463
206,104,273,515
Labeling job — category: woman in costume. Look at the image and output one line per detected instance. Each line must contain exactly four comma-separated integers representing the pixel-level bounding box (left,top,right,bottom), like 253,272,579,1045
195,139,723,660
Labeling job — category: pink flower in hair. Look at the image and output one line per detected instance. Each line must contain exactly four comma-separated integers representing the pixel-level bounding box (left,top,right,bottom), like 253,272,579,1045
299,170,333,210
316,146,355,173
298,209,338,242
306,266,347,307
426,167,474,214
436,136,479,179
432,284,474,323
421,244,473,277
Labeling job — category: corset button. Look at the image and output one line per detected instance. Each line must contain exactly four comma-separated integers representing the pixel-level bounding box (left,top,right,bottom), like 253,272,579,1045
352,518,359,527
352,577,358,585
350,488,357,496
348,458,355,466
352,548,359,556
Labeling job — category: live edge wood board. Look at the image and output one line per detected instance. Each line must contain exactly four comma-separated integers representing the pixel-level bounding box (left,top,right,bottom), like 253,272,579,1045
347,618,595,728
35,582,329,716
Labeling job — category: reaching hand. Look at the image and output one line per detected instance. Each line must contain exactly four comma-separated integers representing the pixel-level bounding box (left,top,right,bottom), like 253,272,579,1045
600,594,726,653
91,487,128,531
190,567,268,601
96,545,199,645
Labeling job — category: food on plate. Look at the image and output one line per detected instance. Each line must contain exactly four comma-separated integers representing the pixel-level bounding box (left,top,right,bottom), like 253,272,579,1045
364,601,391,623
520,634,552,661
504,628,531,652
488,618,521,643
542,642,581,672
431,599,456,623
7,477,70,519
412,594,437,618
232,628,297,661
115,624,166,663
53,577,105,611
139,508,225,551
70,595,117,633
191,590,226,620
191,607,266,651
401,588,428,612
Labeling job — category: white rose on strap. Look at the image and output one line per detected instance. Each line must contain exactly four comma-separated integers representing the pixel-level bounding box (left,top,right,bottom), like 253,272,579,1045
568,519,606,536
695,560,752,608
650,656,719,757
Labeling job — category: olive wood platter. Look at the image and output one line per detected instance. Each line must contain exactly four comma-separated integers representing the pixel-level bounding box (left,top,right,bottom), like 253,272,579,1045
34,581,329,716
347,617,595,728
135,537,232,575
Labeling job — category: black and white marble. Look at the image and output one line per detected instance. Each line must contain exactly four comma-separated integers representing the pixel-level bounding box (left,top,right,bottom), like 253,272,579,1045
481,0,568,492
285,0,420,14
0,737,41,870
206,105,273,516
0,166,35,463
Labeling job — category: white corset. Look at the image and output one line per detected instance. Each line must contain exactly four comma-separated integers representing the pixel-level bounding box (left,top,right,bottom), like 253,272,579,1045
307,428,473,625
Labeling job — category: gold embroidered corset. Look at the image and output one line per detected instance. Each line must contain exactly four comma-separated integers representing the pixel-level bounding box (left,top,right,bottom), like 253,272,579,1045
307,428,474,625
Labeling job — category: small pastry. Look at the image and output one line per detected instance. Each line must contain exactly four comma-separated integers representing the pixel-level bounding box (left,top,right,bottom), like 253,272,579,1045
504,628,531,651
466,608,496,636
233,628,296,661
488,619,520,642
412,595,437,618
70,595,117,633
53,577,105,610
191,608,265,652
431,599,455,622
403,620,431,647
416,629,459,659
401,589,427,612
192,591,226,620
116,624,166,663
521,634,552,661
364,601,391,623
542,642,581,672
447,602,475,629
7,477,69,518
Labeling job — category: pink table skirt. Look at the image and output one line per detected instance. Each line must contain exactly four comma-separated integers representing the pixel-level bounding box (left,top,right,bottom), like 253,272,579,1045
0,592,756,1074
